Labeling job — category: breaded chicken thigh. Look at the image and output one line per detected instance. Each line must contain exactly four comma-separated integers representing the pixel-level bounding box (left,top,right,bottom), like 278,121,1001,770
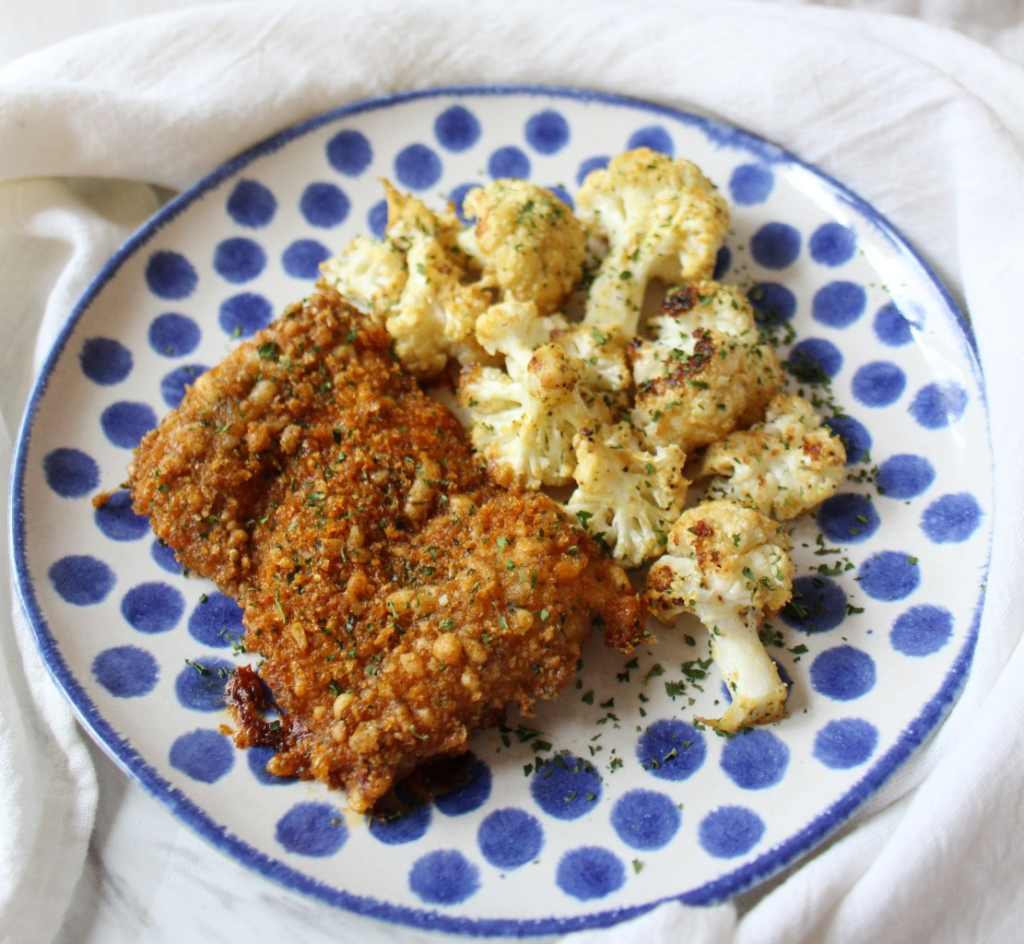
129,289,645,812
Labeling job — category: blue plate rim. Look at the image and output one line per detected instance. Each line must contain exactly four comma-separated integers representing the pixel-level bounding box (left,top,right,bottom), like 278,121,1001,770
7,82,992,935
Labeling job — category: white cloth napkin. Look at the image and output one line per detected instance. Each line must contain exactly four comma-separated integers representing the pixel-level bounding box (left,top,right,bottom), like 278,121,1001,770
2,2,1023,942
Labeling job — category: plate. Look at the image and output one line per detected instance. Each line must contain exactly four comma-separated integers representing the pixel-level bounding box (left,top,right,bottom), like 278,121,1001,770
9,86,991,935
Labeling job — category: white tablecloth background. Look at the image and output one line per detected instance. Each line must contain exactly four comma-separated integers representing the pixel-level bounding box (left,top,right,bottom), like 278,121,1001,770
2,2,1023,942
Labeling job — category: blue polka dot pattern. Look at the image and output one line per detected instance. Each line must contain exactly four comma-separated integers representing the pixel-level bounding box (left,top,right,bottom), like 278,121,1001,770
525,109,570,154
395,144,442,191
782,575,849,634
729,164,774,205
435,105,481,153
226,179,276,228
556,847,626,901
94,489,150,542
175,657,233,711
477,808,544,868
627,125,673,155
276,802,347,857
921,492,983,543
873,301,915,346
149,313,201,357
150,540,181,574
824,413,872,465
877,454,935,499
434,754,492,816
816,492,881,543
720,729,790,790
748,282,797,326
530,754,602,820
852,361,906,407
891,604,953,657
488,146,530,180
145,250,197,300
809,222,856,267
43,447,99,498
713,246,732,280
80,337,132,385
121,581,184,634
326,129,373,176
810,646,876,701
49,554,115,605
812,281,867,328
409,850,480,905
369,804,432,845
93,645,158,698
101,401,157,449
452,185,483,225
169,729,235,783
368,199,389,237
786,338,842,384
300,182,351,227
636,719,706,781
858,551,921,601
813,718,879,769
547,184,574,210
214,237,267,284
247,745,296,786
751,222,801,269
698,806,765,859
610,789,681,850
282,239,331,280
160,364,208,409
218,292,273,338
188,591,246,648
576,155,608,186
909,381,968,429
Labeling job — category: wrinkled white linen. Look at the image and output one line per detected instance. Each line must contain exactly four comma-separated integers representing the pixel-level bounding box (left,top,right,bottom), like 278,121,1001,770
1,2,1022,942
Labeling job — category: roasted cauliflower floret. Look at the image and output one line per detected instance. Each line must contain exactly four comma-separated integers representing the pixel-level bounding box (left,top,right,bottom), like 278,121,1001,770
460,343,609,488
550,323,632,395
631,282,783,453
576,148,730,336
320,180,490,376
317,233,406,318
459,179,586,316
475,300,631,406
566,423,689,568
697,393,847,519
646,499,794,732
474,299,557,376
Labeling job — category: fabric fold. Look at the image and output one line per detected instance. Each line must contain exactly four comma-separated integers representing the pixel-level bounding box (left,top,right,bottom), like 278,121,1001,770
1,2,1022,942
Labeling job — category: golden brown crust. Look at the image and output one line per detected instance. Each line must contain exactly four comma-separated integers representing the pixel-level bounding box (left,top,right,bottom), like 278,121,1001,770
129,289,645,813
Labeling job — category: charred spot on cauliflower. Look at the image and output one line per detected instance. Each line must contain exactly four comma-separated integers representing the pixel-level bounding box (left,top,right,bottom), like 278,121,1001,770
576,148,730,336
631,281,783,453
697,393,847,519
458,179,586,316
646,499,793,732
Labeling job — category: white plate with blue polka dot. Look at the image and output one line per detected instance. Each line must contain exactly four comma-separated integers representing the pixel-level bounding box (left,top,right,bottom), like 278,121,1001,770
10,86,991,935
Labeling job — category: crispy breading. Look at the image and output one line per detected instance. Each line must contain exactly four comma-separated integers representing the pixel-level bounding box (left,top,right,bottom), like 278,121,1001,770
129,289,645,812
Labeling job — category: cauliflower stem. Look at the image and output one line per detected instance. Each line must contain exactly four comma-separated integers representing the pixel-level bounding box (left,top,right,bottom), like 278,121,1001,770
647,499,794,732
